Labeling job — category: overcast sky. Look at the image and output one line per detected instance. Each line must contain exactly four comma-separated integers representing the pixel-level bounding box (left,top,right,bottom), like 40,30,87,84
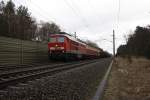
8,0,150,53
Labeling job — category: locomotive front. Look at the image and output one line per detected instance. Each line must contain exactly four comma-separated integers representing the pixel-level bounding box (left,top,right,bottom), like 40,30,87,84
48,34,66,60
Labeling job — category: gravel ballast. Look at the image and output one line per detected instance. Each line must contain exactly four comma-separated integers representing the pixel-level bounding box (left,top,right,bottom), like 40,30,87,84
0,58,111,100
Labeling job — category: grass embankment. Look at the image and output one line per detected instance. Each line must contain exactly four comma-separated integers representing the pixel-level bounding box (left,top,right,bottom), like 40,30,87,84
103,57,150,100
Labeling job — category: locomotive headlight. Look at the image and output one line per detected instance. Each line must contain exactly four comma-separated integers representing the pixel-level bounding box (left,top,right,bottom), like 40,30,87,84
60,47,64,49
50,47,55,50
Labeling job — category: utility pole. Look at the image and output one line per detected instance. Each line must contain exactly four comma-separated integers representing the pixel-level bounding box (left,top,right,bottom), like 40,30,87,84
74,32,77,38
113,30,115,58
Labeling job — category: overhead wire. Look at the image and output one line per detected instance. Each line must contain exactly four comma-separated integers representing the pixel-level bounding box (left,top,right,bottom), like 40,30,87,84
69,0,101,33
87,0,112,46
13,0,53,23
69,0,89,24
87,0,100,19
63,0,92,32
117,0,121,29
15,0,94,33
70,0,99,32
26,0,58,23
87,0,111,35
117,0,126,42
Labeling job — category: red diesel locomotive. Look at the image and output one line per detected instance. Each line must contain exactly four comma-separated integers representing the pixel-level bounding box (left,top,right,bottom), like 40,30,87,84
48,33,102,60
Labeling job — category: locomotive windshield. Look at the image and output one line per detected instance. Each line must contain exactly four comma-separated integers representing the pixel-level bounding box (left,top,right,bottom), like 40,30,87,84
58,37,64,42
48,37,56,42
48,37,64,43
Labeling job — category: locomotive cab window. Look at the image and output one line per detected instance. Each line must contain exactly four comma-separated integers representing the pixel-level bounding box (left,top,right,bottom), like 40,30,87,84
49,37,56,43
58,37,65,42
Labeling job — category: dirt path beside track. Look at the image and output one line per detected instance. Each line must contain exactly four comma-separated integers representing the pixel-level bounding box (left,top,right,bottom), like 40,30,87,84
103,57,150,100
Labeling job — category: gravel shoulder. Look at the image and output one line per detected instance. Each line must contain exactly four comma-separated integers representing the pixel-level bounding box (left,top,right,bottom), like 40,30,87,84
0,58,111,100
103,57,150,100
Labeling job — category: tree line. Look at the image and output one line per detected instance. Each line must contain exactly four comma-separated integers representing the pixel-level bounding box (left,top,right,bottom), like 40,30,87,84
0,0,61,41
117,25,150,59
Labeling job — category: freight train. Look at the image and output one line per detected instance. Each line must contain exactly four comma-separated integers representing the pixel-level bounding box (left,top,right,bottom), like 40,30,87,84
48,33,102,60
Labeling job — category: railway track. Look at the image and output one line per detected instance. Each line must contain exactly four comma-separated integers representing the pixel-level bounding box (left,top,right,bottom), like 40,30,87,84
0,62,62,72
0,59,98,90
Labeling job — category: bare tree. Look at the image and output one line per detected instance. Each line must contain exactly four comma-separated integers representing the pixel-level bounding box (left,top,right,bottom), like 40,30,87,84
37,22,61,41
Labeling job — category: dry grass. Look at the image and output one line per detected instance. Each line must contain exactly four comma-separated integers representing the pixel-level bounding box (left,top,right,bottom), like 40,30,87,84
103,57,150,100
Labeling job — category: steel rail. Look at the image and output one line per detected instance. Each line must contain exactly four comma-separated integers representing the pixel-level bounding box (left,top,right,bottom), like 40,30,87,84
0,59,96,77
